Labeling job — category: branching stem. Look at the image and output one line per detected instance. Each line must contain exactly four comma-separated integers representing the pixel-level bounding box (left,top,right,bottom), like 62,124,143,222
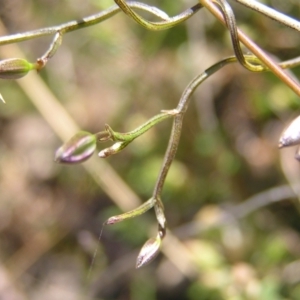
199,0,300,97
0,2,201,45
152,53,300,207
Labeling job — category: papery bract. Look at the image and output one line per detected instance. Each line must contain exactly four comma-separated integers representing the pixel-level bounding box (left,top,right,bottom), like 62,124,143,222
98,141,129,158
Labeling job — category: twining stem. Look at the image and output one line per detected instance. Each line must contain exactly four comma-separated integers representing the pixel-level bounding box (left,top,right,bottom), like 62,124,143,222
100,54,300,226
152,114,183,198
151,59,234,199
199,0,300,98
152,54,300,201
38,32,63,66
0,2,200,46
108,111,176,142
105,197,156,225
97,111,177,158
114,0,203,30
214,0,263,72
233,0,300,32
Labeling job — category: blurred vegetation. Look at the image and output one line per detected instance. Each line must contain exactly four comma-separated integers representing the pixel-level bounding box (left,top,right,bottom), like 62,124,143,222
0,0,300,299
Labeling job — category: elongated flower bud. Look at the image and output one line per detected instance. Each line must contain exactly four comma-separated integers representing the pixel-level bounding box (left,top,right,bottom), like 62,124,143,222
279,116,300,148
136,235,161,268
0,58,36,79
55,131,96,164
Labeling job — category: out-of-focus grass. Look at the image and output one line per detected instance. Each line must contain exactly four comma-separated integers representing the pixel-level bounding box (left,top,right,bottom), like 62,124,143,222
0,1,300,299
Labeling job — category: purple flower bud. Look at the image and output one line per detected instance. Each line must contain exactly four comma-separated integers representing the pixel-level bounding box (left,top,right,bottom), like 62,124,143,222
279,116,300,148
55,131,96,164
136,235,161,268
0,58,36,80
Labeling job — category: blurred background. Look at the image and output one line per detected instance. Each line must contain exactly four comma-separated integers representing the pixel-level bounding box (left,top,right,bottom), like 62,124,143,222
0,0,300,299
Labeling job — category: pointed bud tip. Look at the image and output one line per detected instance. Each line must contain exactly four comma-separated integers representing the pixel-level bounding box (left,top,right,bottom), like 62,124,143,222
55,131,96,164
104,216,120,225
136,236,161,268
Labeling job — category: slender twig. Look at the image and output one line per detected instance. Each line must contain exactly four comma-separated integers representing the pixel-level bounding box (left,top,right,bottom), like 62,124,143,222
200,0,300,98
152,114,184,198
234,0,300,32
152,53,300,203
152,57,237,199
0,2,201,46
114,0,203,30
214,0,263,71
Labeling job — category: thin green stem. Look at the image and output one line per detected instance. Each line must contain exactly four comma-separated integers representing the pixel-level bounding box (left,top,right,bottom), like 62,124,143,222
104,197,156,225
234,0,300,32
199,0,300,98
37,31,63,69
214,0,264,72
152,114,183,198
110,111,175,142
114,0,203,30
0,2,200,46
97,111,176,158
152,53,300,201
152,58,235,199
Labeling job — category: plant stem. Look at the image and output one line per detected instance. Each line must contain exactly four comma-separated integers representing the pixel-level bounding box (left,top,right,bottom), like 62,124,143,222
114,0,203,30
110,111,175,142
199,0,300,98
104,197,156,225
152,53,300,202
234,0,300,32
0,2,200,45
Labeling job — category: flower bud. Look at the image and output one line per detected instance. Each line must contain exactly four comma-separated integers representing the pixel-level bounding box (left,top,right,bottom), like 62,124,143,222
279,116,300,148
55,131,96,164
136,235,161,268
0,58,36,79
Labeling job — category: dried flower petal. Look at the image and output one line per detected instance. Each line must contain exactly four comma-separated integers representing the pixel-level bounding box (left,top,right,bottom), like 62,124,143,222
136,235,161,268
55,131,96,164
279,116,300,148
0,58,36,79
